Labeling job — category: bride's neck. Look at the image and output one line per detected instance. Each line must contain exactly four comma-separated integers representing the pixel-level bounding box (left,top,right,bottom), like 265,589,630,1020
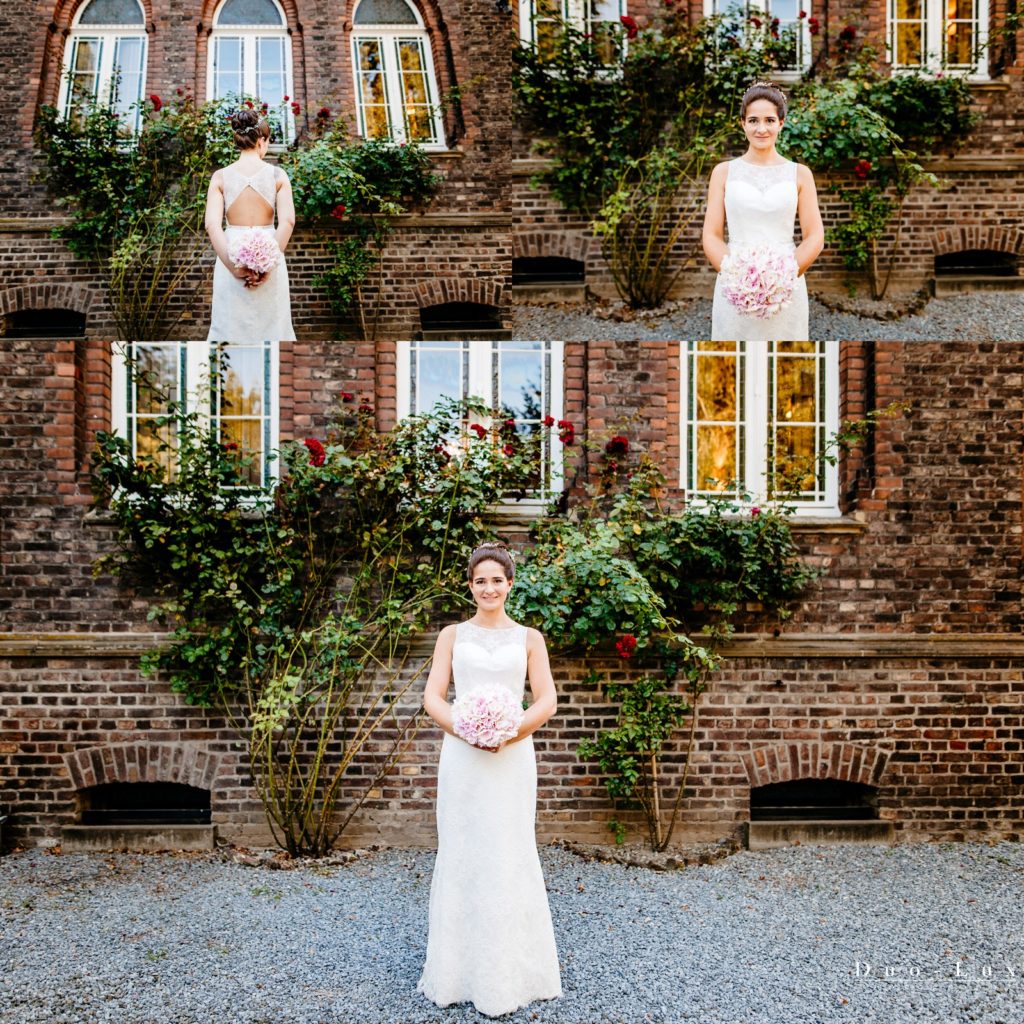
742,147,783,166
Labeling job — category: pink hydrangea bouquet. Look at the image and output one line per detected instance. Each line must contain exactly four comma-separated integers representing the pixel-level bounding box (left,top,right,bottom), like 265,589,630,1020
228,230,282,286
720,244,798,320
451,683,524,749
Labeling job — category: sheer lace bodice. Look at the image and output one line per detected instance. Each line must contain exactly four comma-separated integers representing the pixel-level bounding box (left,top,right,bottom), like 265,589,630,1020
221,163,278,222
451,621,528,701
724,157,798,250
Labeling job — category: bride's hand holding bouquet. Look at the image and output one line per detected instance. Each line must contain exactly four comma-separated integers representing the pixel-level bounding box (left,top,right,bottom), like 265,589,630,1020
451,683,524,754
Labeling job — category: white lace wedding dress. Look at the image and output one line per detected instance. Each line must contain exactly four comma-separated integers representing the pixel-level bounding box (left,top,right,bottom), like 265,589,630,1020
208,163,296,342
417,620,562,1018
711,156,808,341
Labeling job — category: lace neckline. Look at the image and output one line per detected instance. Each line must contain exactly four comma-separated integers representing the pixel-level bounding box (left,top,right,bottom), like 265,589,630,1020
464,620,519,631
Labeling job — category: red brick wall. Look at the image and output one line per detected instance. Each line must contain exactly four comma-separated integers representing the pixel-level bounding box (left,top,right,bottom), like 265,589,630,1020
2,340,1023,850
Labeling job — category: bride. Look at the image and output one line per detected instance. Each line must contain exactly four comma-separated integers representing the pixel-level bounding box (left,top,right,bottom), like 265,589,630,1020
418,540,562,1018
204,108,296,341
702,81,824,341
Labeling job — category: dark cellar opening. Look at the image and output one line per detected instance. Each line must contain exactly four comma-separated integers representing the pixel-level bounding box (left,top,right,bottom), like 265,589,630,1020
79,782,211,825
750,778,878,821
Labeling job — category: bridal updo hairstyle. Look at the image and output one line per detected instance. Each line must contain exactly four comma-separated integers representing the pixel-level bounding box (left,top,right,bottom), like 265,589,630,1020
467,541,515,582
230,108,271,150
740,81,788,121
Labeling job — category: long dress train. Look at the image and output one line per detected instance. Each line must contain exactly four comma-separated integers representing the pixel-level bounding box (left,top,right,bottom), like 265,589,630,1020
711,156,809,341
417,620,563,1018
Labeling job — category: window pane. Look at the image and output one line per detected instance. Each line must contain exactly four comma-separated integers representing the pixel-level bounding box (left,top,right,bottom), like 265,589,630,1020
498,344,543,421
769,341,825,501
357,38,391,138
413,342,464,413
111,36,145,119
689,342,744,496
133,344,178,413
69,38,102,108
129,343,180,481
775,355,816,423
696,425,737,492
79,0,144,25
773,425,817,493
354,0,419,24
220,346,264,417
213,37,244,100
256,36,286,105
397,39,435,142
220,417,264,485
217,0,284,25
695,353,737,421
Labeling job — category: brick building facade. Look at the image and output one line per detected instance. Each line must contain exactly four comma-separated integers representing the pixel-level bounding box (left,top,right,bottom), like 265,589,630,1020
1,341,1021,851
2,1,1023,340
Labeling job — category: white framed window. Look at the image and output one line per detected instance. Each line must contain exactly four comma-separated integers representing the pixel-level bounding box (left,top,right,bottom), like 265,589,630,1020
679,341,839,516
351,0,446,148
703,0,813,76
57,0,148,132
519,0,627,64
207,0,295,142
887,0,988,76
395,341,566,499
111,342,279,489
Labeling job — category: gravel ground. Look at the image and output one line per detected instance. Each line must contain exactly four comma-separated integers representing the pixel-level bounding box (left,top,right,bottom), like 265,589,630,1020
2,839,1023,1024
513,293,1024,340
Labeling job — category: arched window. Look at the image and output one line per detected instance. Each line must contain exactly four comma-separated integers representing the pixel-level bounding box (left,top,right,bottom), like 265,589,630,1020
57,0,148,131
351,0,445,148
208,0,294,141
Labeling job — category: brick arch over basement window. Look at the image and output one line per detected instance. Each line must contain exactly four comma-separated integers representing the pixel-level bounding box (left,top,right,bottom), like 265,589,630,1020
413,275,504,310
930,226,1024,259
739,740,891,790
37,0,155,109
0,283,94,320
64,742,222,793
513,229,593,265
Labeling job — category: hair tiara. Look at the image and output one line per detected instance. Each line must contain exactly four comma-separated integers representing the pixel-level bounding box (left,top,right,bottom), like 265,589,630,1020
479,540,515,563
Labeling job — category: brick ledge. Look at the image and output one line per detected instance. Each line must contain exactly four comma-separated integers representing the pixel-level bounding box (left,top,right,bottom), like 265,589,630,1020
0,631,1020,659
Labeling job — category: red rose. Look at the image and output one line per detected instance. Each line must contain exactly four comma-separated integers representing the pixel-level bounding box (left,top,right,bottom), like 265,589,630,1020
854,159,872,178
358,403,372,414
341,391,355,402
771,17,779,26
750,16,762,27
291,101,301,116
303,438,326,467
620,15,639,39
149,93,162,112
840,25,857,41
808,17,820,33
283,95,289,102
317,106,331,119
616,634,638,658
798,8,807,16
750,506,761,517
605,434,629,456
543,415,555,427
245,100,254,109
502,443,516,456
331,203,347,220
470,423,488,439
